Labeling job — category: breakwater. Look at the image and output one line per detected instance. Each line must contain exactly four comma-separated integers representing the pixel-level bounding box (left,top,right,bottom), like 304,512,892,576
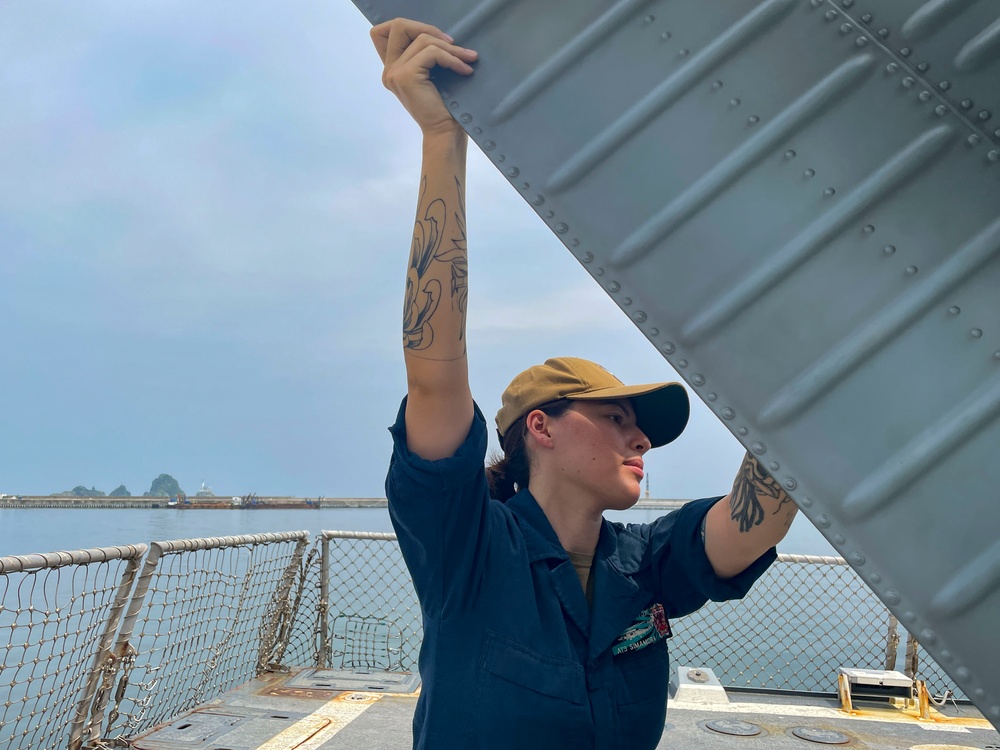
0,496,689,510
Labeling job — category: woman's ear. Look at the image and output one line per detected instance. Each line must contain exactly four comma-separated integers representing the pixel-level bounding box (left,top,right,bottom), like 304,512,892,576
524,409,556,449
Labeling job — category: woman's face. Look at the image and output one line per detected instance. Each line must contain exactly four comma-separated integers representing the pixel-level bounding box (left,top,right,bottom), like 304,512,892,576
545,398,652,510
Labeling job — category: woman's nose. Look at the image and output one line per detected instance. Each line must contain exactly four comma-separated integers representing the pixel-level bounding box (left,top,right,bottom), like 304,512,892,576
634,429,651,453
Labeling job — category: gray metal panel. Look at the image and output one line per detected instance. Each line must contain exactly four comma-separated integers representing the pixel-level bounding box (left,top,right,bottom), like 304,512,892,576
353,0,1000,725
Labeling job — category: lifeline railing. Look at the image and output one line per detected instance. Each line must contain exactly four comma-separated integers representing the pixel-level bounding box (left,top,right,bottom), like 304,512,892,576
0,530,964,750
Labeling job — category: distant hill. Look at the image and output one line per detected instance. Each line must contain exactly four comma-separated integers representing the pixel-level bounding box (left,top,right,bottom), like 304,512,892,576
146,474,184,498
108,485,131,497
55,485,106,497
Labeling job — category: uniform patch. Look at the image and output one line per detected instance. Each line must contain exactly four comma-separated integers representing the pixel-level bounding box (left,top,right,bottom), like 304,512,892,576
611,602,671,656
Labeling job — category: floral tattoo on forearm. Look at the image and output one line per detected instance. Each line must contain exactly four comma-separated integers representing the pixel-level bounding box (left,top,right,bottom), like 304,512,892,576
403,176,468,351
729,453,791,533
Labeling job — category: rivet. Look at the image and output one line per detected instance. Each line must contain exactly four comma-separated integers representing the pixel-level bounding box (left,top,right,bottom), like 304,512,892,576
884,590,901,605
649,328,658,336
532,194,545,206
863,224,875,234
438,88,450,98
642,14,655,25
784,149,797,160
661,342,675,354
939,650,953,662
721,408,735,419
839,23,853,34
878,28,889,38
520,182,530,190
730,98,741,107
555,222,568,234
595,267,604,276
855,36,868,47
737,425,747,435
900,47,911,57
903,610,916,622
824,187,836,196
582,252,594,263
634,311,647,322
799,496,813,507
973,688,985,697
916,62,929,72
815,514,830,528
692,374,705,386
935,105,947,116
810,0,823,6
948,306,961,315
918,90,931,102
989,706,1000,719
751,442,766,454
608,281,620,292
660,31,672,41
804,168,816,178
570,238,579,246
677,48,689,57
506,167,519,177
459,113,473,123
450,100,459,108
882,244,896,255
957,667,971,680
971,328,983,338
711,80,723,91
939,80,950,90
825,10,838,21
960,98,973,110
545,210,555,219
995,127,1000,138
769,461,780,471
833,534,846,544
861,12,872,23
483,140,496,151
677,359,688,368
920,629,936,644
621,297,632,306
905,265,918,275
884,62,898,74
784,477,797,490
968,134,981,146
901,76,915,88
496,154,505,162
987,149,1000,162
708,393,718,402
842,0,853,7
747,115,759,125
850,552,866,566
871,573,881,583
994,350,1000,360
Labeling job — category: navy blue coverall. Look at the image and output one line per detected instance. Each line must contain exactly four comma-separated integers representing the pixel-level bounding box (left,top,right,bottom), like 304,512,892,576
386,399,775,749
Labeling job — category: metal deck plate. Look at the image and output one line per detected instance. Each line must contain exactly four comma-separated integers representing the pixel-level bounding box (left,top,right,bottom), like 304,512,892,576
352,0,1000,726
285,668,421,694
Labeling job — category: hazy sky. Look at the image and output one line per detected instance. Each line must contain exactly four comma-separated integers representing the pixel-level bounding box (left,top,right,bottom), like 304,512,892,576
0,1,747,499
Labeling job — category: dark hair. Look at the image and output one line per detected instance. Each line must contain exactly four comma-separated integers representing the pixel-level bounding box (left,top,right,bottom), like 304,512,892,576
486,399,573,501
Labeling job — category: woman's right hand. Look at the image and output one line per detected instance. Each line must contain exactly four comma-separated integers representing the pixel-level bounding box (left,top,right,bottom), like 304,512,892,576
371,18,478,137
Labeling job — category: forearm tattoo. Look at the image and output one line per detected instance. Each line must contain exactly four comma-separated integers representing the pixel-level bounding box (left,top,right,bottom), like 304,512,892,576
729,453,787,533
403,176,468,351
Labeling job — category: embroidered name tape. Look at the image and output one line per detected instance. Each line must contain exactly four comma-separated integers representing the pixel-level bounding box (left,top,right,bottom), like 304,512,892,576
612,602,671,656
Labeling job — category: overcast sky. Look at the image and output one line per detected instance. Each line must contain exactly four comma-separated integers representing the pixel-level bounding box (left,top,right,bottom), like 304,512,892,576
0,1,748,499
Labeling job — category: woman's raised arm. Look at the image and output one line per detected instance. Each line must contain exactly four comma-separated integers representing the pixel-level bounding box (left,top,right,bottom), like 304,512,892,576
372,18,478,460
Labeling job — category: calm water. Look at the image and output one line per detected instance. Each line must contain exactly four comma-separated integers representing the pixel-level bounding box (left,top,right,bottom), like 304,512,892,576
0,505,836,558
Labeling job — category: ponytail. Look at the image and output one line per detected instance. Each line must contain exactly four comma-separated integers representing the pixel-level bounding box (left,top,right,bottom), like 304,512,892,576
486,399,573,501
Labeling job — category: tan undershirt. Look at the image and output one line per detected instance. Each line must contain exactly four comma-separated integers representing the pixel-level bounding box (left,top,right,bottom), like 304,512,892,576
567,550,596,606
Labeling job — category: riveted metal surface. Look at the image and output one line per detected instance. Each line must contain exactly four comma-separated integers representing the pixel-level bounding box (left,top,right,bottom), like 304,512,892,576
352,0,1000,728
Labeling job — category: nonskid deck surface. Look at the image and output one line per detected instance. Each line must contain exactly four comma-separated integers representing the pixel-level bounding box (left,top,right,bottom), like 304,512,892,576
129,668,1000,749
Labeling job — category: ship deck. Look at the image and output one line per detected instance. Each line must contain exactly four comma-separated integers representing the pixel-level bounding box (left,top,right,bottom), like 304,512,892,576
129,667,1000,749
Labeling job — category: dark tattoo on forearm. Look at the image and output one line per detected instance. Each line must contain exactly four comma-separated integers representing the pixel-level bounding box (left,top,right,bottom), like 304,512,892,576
403,177,468,350
729,453,785,533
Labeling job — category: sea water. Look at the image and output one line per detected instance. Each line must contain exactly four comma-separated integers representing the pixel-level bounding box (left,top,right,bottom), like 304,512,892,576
0,505,836,558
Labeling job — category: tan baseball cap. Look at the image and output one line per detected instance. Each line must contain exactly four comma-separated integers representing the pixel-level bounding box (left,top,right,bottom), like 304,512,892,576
495,357,689,448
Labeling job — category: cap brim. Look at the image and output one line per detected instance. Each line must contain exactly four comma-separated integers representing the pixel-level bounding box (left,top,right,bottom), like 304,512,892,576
569,382,690,448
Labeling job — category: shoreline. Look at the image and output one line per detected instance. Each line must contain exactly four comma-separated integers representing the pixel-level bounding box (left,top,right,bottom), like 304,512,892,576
0,496,691,510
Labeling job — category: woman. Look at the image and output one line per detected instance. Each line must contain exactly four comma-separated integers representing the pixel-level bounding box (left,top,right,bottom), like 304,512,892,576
373,17,797,749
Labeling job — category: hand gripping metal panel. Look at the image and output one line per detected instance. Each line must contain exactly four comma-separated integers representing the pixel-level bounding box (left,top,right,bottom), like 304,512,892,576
353,0,1000,724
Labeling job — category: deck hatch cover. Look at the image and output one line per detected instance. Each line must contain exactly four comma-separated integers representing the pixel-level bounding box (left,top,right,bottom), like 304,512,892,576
285,667,421,693
351,0,1000,726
